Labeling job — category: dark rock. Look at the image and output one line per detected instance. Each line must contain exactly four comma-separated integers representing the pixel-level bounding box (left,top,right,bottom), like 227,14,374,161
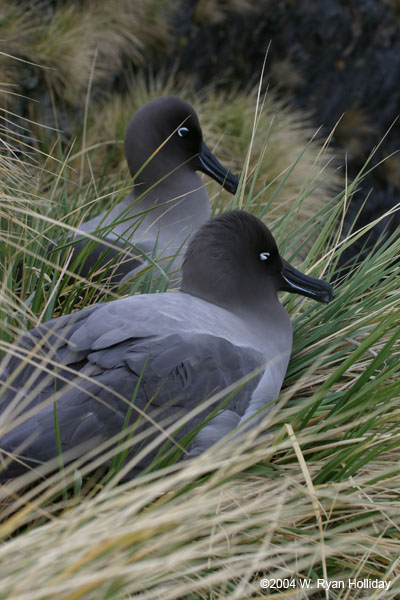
165,0,400,264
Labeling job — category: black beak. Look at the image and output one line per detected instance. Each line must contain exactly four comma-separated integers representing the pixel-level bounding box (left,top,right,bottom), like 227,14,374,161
197,141,238,194
280,260,333,303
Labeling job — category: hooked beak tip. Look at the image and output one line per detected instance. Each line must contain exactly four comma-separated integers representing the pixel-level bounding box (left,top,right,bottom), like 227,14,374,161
281,261,334,304
224,173,239,194
198,142,238,195
320,287,334,303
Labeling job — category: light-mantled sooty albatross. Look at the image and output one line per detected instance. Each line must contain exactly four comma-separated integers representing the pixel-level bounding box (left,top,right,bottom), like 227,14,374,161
58,96,238,286
0,210,333,480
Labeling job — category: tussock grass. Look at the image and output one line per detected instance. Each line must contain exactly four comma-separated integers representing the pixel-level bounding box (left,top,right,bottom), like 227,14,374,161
1,450,399,599
0,0,172,107
0,86,399,598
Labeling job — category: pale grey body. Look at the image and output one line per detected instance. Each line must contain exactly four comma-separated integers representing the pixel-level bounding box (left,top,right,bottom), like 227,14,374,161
76,172,211,283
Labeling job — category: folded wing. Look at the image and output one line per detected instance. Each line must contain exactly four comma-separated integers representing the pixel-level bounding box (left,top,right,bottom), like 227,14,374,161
0,311,264,479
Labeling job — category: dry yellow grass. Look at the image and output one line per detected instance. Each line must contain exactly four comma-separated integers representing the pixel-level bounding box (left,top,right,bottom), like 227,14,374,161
0,0,172,107
0,424,399,599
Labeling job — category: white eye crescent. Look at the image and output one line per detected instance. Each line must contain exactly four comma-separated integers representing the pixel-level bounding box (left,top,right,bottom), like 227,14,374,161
178,126,189,137
259,252,270,261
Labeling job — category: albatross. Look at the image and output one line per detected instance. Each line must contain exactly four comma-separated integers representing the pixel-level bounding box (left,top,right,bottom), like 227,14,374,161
0,210,333,480
62,96,238,286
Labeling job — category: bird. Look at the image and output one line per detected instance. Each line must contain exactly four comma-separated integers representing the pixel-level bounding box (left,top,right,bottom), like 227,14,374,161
0,210,333,480
60,96,239,286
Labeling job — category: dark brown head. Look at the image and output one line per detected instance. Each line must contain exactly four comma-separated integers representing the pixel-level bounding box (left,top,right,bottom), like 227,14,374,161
124,96,238,193
181,210,333,311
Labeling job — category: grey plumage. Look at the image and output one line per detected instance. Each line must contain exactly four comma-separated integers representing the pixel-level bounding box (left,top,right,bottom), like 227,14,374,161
0,211,333,480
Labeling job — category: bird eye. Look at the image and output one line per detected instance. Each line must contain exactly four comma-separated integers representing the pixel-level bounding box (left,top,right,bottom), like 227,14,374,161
178,126,189,137
259,252,270,261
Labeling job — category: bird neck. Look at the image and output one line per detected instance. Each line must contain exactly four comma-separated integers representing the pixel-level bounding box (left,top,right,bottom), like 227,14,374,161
231,292,292,356
131,170,211,228
182,269,282,319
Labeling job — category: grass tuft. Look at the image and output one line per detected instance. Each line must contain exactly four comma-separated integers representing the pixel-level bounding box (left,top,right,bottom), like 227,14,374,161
0,0,173,107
